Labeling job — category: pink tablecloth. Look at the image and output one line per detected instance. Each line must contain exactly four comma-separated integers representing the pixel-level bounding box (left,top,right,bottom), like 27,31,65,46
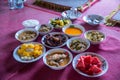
0,0,120,80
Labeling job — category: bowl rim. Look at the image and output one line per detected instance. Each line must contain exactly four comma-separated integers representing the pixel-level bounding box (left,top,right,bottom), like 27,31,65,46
84,30,106,44
66,37,90,53
15,28,39,43
43,48,73,70
41,32,68,48
35,24,53,35
72,52,108,77
13,42,46,63
62,24,85,37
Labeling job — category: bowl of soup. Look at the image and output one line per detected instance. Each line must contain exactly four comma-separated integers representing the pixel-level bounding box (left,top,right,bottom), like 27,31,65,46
43,48,73,70
62,24,85,37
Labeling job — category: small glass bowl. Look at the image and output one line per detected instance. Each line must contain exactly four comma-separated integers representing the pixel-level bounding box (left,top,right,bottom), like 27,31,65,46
61,8,82,20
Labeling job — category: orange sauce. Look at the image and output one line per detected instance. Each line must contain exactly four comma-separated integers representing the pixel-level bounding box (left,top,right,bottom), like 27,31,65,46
65,27,82,35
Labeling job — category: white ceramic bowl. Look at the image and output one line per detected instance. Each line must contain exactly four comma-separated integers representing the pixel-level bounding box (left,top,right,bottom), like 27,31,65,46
62,24,85,37
43,48,73,70
83,14,104,26
66,37,90,53
49,17,72,29
72,52,108,77
15,28,39,43
35,24,53,35
22,19,39,28
84,30,106,44
13,42,46,63
41,32,68,48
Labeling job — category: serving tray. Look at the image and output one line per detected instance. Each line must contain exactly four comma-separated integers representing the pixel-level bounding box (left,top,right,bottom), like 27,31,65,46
34,0,99,12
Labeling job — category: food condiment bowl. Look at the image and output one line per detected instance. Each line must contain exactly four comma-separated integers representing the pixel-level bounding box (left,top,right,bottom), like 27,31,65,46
84,30,106,44
66,37,90,53
62,24,85,37
43,48,73,70
83,14,104,26
15,28,39,43
72,52,108,77
35,24,53,35
22,19,39,28
49,17,72,29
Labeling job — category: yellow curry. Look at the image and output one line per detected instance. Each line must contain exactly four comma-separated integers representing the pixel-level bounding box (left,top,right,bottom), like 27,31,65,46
65,27,82,36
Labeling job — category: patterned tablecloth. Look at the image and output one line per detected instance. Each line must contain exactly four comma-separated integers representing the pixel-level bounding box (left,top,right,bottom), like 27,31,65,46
0,0,120,80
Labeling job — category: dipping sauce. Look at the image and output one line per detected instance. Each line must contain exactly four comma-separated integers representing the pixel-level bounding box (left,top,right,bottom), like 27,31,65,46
46,52,70,67
65,27,82,36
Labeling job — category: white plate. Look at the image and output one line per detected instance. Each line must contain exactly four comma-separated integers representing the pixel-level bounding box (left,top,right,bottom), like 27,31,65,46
72,52,108,77
13,42,46,63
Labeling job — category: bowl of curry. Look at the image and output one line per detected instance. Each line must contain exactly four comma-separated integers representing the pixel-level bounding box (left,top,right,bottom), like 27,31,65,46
62,24,85,37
